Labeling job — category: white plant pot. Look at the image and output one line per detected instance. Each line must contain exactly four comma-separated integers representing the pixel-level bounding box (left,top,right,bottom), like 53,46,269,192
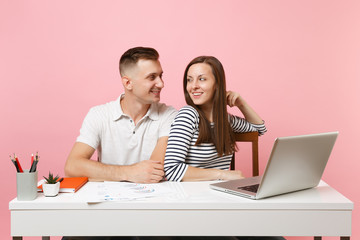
43,182,60,197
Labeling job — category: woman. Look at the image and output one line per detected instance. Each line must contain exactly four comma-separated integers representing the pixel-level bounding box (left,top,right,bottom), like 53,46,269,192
164,56,267,182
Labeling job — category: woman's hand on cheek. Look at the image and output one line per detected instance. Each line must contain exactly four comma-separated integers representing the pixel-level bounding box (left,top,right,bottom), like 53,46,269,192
226,91,243,108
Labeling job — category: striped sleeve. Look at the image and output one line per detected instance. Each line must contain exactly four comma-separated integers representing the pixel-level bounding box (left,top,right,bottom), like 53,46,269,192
164,106,198,182
229,114,267,136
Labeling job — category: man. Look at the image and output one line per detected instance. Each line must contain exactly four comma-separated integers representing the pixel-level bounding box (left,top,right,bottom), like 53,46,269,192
65,47,177,183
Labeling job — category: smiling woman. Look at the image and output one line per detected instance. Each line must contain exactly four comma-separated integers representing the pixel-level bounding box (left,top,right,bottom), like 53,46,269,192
164,56,267,182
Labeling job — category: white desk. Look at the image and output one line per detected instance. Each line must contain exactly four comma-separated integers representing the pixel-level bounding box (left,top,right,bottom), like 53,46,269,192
9,181,353,240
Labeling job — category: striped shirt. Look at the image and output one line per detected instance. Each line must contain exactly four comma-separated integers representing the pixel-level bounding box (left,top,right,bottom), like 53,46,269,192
164,105,267,182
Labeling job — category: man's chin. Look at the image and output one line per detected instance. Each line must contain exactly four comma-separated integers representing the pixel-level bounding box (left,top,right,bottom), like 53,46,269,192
153,98,161,103
151,94,161,102
146,96,161,104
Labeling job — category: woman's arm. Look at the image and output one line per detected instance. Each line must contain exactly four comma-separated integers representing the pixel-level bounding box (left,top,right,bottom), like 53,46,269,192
182,166,244,181
227,91,263,124
227,91,267,135
164,107,197,181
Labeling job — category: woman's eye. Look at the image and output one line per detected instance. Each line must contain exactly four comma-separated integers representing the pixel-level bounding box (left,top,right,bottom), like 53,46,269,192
187,78,192,82
199,78,205,81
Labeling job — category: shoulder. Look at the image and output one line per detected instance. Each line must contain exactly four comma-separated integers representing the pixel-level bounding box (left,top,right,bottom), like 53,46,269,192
171,106,199,132
174,105,199,124
155,102,178,116
152,103,178,124
86,98,119,121
178,105,199,117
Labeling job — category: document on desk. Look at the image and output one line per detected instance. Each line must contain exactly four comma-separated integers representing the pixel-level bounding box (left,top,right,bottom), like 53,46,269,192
86,181,177,202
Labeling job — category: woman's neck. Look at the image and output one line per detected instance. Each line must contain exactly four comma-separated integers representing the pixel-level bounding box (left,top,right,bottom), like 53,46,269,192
200,104,213,123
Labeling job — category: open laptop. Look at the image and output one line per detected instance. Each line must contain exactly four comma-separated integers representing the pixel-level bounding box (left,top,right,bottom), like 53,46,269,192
210,132,338,200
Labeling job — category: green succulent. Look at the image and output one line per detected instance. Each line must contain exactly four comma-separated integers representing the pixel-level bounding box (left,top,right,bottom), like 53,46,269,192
43,172,60,184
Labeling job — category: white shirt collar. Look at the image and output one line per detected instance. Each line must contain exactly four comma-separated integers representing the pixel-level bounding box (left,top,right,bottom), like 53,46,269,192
111,93,159,121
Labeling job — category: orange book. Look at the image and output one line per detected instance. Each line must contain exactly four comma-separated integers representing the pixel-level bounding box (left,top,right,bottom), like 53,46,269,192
38,177,88,193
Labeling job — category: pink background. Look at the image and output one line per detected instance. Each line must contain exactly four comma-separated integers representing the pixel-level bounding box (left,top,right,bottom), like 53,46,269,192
1,1,359,239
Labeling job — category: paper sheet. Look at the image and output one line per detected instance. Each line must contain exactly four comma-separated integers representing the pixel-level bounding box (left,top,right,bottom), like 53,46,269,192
86,181,177,202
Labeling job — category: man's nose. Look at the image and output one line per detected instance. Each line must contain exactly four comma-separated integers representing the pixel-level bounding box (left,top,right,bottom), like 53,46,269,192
156,76,164,88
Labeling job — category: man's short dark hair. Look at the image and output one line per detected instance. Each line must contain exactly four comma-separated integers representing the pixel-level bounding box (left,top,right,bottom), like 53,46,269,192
119,47,159,77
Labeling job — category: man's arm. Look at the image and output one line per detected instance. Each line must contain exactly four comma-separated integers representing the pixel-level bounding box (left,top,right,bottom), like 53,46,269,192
149,136,168,164
122,136,168,182
64,142,126,181
64,141,164,183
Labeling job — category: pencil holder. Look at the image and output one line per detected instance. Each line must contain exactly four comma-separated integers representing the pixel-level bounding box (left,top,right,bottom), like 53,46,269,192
16,170,38,201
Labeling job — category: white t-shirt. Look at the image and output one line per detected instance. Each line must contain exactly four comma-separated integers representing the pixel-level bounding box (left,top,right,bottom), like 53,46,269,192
76,94,178,166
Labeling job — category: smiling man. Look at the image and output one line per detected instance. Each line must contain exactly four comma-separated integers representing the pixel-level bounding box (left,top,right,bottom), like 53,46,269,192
64,47,177,183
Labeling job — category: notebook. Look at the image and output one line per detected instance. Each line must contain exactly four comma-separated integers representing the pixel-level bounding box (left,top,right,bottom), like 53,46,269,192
210,132,338,200
38,177,88,193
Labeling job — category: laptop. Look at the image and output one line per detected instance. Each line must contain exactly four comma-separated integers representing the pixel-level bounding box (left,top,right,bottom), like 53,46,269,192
210,132,338,200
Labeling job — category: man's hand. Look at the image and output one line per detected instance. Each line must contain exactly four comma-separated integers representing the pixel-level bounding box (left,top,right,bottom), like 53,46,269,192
127,160,164,183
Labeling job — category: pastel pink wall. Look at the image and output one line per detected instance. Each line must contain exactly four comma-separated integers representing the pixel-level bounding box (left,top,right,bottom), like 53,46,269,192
1,1,359,239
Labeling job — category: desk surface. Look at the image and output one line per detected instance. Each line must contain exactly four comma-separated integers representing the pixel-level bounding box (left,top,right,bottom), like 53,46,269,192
9,181,353,237
10,181,353,209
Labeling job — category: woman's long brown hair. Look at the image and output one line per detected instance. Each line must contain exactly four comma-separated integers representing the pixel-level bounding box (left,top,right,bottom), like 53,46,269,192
183,56,236,156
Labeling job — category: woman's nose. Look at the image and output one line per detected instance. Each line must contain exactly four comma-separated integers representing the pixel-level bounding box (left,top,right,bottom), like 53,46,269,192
192,80,199,89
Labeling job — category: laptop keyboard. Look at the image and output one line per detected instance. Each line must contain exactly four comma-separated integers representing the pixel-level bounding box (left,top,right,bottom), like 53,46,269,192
237,184,260,193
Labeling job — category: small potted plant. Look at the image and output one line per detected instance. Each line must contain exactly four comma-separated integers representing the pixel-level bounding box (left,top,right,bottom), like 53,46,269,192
42,172,60,197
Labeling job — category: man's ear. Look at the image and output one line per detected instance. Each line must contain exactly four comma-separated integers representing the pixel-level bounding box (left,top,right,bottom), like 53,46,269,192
122,76,133,91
